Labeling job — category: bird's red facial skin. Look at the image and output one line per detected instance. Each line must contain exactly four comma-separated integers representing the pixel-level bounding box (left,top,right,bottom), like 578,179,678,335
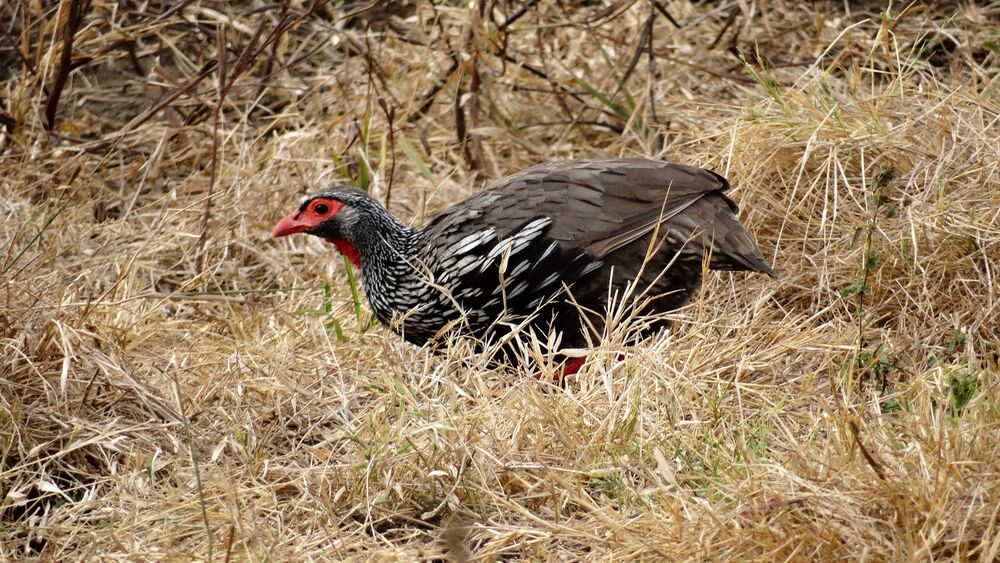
272,198,362,267
271,198,345,237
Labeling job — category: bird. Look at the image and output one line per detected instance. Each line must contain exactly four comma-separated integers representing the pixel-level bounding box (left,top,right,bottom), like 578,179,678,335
272,158,777,377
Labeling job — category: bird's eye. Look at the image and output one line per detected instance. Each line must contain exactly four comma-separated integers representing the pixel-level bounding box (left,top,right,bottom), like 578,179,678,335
314,203,330,215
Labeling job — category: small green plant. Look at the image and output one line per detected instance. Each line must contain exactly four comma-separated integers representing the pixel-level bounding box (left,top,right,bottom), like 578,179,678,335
947,372,979,417
847,165,895,351
737,51,786,110
587,469,628,506
928,329,969,367
745,412,775,459
854,345,894,394
840,164,900,409
946,329,967,356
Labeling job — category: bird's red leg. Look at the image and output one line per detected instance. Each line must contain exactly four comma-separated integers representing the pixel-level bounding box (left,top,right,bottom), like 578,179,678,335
558,357,588,379
531,357,588,381
530,353,630,381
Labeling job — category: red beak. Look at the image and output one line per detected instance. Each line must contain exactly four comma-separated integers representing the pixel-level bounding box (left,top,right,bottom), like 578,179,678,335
272,213,310,238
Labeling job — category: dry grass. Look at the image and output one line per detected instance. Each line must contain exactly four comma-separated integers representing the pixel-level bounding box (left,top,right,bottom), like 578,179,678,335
2,0,999,560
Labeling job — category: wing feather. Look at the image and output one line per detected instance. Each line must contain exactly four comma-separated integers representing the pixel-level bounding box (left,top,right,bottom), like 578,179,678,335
421,158,776,277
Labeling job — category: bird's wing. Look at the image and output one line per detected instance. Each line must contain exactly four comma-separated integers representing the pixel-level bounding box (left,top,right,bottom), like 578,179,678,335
424,159,775,277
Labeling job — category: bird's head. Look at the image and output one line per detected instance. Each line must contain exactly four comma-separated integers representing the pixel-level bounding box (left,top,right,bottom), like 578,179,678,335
273,188,363,239
272,187,376,266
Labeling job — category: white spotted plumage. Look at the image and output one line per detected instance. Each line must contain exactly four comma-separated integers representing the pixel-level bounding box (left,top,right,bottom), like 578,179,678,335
482,217,552,267
509,260,531,278
446,228,496,256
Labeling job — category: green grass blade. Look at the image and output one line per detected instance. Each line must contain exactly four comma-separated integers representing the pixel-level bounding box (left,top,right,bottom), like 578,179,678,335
325,317,347,342
1,200,70,278
575,77,630,120
343,256,364,325
398,136,435,183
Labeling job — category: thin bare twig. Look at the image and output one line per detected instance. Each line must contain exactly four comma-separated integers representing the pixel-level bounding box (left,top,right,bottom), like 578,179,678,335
407,58,460,123
708,8,738,50
849,419,888,482
613,9,655,97
650,0,682,29
193,24,229,275
458,0,486,172
45,0,86,130
497,0,541,31
377,97,397,208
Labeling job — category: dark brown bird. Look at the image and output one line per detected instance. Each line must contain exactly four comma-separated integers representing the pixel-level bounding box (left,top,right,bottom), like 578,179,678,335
273,158,776,376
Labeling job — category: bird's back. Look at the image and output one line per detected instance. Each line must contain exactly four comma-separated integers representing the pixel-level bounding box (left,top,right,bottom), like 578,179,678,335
422,158,775,276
